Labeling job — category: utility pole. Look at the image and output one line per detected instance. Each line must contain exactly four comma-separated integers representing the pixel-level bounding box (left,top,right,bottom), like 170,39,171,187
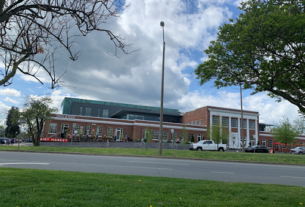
158,21,165,155
240,84,244,152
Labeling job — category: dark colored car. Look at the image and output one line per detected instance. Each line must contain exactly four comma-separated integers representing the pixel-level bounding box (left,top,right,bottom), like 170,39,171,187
245,145,269,153
0,138,8,144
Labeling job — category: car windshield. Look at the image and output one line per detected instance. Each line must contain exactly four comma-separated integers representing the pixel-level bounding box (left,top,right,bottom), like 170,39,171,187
251,145,258,148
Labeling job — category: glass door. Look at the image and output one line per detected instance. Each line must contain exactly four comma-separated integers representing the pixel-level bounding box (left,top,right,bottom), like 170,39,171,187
61,124,69,138
116,128,123,141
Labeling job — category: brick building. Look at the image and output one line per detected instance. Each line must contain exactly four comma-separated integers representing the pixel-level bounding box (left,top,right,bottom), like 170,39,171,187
42,97,305,149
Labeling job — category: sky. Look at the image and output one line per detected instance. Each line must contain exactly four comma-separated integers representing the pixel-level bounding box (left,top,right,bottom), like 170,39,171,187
0,0,301,126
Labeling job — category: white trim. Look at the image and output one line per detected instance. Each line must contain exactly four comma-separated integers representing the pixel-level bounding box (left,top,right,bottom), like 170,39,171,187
259,133,305,140
210,111,258,120
51,117,207,131
209,108,259,117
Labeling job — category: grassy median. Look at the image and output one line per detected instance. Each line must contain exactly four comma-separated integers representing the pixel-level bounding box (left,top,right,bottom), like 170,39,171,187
0,168,304,207
1,145,305,165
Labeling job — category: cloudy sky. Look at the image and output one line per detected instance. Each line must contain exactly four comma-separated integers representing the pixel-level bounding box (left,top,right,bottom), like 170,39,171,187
0,0,300,126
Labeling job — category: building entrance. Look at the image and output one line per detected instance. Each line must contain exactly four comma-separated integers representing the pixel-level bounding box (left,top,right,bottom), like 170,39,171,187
116,128,123,141
61,124,69,138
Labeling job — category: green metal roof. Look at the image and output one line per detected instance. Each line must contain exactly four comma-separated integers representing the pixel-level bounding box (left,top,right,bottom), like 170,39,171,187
61,97,179,114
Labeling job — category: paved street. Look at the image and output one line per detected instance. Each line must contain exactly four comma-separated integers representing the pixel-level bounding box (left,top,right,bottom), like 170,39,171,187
0,151,305,187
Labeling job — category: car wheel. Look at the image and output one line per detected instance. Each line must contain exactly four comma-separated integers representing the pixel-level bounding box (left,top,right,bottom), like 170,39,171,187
197,147,202,151
219,148,224,152
299,152,303,155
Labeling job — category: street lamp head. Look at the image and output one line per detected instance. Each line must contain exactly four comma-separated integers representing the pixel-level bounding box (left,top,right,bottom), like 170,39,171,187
160,21,164,27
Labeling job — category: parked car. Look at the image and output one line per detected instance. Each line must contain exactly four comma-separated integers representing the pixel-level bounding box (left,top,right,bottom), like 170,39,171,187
0,138,8,144
189,140,227,152
290,147,305,155
245,145,269,153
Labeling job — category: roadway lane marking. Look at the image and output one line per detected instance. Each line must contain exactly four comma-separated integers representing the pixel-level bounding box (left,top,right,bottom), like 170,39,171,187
0,163,50,166
212,171,234,174
57,162,174,170
280,176,305,179
125,161,189,166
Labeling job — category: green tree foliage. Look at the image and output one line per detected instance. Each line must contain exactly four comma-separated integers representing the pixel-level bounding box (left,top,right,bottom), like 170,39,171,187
207,123,230,150
271,117,299,153
293,117,305,134
21,97,58,146
195,0,305,113
5,106,20,138
144,127,153,143
0,125,5,137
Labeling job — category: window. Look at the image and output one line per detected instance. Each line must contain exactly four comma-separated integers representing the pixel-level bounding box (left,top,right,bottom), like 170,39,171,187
48,123,57,134
103,109,109,118
73,124,80,131
231,119,237,128
212,116,219,125
197,134,203,141
262,139,266,146
162,131,168,141
222,118,228,127
249,121,255,129
191,121,194,125
106,127,113,137
80,107,83,115
97,109,101,117
85,107,91,116
195,120,198,125
153,130,159,139
199,120,202,125
188,133,194,141
268,140,273,147
240,120,246,129
188,121,190,124
96,127,102,136
85,126,92,135
180,132,187,141
171,132,177,140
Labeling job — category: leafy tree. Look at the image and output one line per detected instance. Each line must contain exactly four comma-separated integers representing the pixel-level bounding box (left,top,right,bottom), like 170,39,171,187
5,106,20,138
207,123,230,151
0,125,5,137
271,117,299,153
293,117,305,135
144,127,153,143
181,125,188,145
21,97,58,146
195,0,305,113
0,0,132,88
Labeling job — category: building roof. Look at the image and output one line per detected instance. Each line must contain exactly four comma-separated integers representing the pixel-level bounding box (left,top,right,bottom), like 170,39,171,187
61,97,180,115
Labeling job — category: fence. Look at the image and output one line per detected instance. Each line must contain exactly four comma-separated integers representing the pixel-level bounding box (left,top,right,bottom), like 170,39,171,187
41,141,190,150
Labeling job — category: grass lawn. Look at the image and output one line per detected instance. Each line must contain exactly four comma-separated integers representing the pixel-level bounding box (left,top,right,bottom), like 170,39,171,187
1,145,305,165
0,168,304,207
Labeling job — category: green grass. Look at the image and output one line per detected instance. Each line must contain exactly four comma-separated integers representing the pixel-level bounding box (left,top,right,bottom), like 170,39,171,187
0,168,304,207
1,145,305,165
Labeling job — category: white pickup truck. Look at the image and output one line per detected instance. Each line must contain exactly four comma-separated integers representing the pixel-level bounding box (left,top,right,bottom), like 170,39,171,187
189,140,227,152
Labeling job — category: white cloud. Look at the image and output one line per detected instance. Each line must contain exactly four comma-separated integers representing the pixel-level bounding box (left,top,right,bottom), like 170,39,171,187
176,90,300,124
0,88,21,97
4,97,19,104
0,101,10,126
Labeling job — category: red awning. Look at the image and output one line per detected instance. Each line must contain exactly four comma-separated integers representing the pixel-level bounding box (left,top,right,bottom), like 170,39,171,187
274,142,279,145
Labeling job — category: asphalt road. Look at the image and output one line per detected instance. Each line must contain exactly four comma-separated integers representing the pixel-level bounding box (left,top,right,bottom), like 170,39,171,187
1,151,305,187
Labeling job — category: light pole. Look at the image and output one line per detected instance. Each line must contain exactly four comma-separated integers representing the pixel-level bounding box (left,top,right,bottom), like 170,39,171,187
240,84,244,152
158,21,165,155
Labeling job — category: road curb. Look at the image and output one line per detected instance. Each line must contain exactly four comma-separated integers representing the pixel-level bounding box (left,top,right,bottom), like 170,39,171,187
1,149,305,166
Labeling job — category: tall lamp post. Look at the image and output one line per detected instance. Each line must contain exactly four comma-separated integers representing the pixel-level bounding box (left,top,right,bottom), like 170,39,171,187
240,84,244,152
158,21,165,155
